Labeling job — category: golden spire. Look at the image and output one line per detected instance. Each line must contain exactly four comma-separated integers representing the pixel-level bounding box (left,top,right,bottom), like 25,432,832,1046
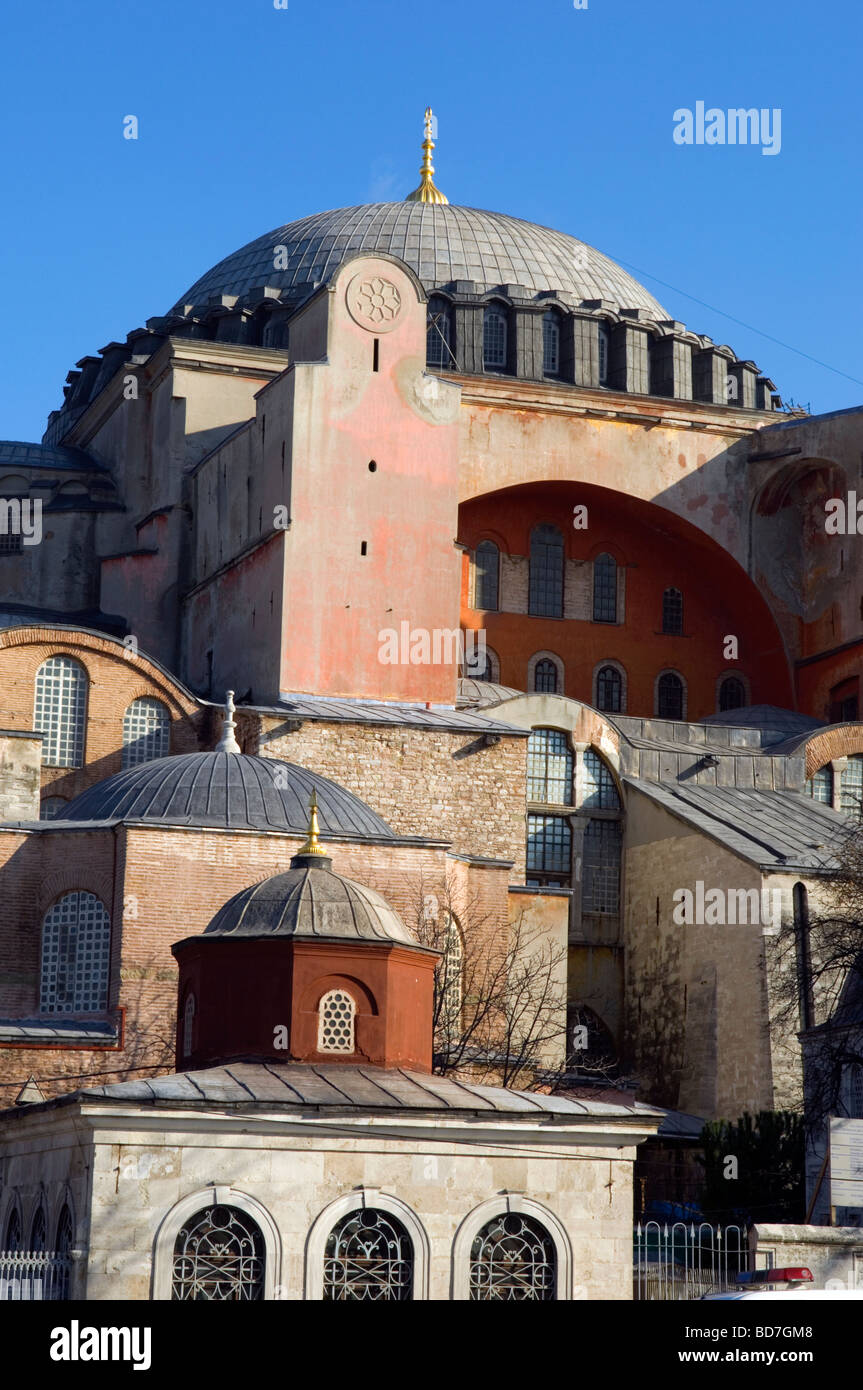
405,107,449,205
297,789,328,857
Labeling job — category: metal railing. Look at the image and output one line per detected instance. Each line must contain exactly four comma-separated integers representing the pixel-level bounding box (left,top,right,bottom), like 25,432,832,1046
0,1250,72,1300
634,1221,749,1300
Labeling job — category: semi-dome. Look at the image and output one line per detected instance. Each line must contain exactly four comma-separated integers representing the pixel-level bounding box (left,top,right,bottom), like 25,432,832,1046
173,202,668,319
59,752,395,839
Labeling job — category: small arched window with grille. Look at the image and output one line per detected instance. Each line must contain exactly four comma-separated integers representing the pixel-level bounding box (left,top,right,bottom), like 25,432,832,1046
30,1205,47,1252
529,524,564,618
582,750,620,810
542,311,560,376
4,1207,22,1252
318,989,356,1052
122,697,170,768
597,326,610,385
34,655,88,768
473,540,500,611
592,553,617,623
323,1208,413,1301
719,677,746,712
55,1205,73,1257
40,891,110,1014
657,671,684,720
842,1064,863,1119
183,993,196,1058
840,755,863,819
533,658,558,694
662,587,683,635
596,664,622,712
172,1205,265,1301
469,1212,556,1301
806,764,833,804
426,296,452,368
483,304,508,369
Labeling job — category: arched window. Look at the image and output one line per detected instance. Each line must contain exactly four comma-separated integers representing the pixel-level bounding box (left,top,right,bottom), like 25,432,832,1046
39,891,110,1014
841,1064,863,1119
662,587,683,635
483,305,507,370
806,765,833,803
40,797,68,820
529,524,564,618
183,993,196,1058
122,697,170,768
533,658,558,694
526,814,572,887
597,325,610,385
172,1204,265,1300
542,311,560,376
473,540,500,611
469,1212,556,1301
583,820,621,915
323,1208,413,1301
30,1204,47,1253
527,729,573,804
426,296,452,368
592,553,617,623
719,677,746,712
440,915,463,1035
318,989,356,1053
4,1207,22,1252
840,755,863,819
596,664,622,712
657,671,684,720
582,750,620,810
34,656,87,768
55,1205,73,1256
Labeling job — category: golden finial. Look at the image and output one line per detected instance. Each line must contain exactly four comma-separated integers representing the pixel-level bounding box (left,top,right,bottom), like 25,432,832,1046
297,789,328,857
405,107,449,205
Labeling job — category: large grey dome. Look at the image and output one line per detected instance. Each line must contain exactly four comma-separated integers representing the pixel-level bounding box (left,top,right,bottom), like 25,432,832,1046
60,752,395,838
173,202,668,317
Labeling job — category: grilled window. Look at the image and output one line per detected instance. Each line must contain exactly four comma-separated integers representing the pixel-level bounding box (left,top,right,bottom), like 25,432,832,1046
596,664,622,712
583,820,621,914
318,989,356,1052
55,1206,73,1257
527,814,572,879
483,306,507,369
0,531,23,555
719,677,746,712
657,671,684,720
39,891,110,1014
662,587,683,635
592,553,617,623
4,1208,22,1252
842,1064,863,1119
542,312,560,375
529,524,564,618
533,658,558,694
40,797,67,820
122,697,170,768
474,540,500,611
582,750,620,810
34,656,87,768
806,765,833,804
29,1207,47,1253
426,297,452,367
527,729,573,804
598,326,609,384
172,1205,265,1301
840,755,863,819
469,1213,556,1301
183,993,196,1058
323,1209,413,1301
440,915,463,1034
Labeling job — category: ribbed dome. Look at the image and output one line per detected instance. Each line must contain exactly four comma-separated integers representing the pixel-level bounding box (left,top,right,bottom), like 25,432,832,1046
173,202,667,317
60,753,395,838
204,856,418,946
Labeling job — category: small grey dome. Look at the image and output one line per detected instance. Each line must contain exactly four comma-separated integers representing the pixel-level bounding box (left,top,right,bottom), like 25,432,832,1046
60,752,395,838
204,856,418,946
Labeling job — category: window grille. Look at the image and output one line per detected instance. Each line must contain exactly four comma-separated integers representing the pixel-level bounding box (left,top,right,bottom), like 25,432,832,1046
529,524,564,618
542,312,560,375
662,587,683,635
596,664,622,712
657,671,684,720
719,677,746,712
426,298,452,367
592,553,617,623
598,326,609,384
533,658,558,694
483,306,507,369
183,993,196,1058
55,1206,73,1257
469,1212,556,1300
440,915,463,1033
40,797,67,820
122,697,170,768
582,750,620,810
30,1206,47,1253
583,820,621,914
527,814,572,880
0,531,22,555
323,1208,413,1301
806,765,833,804
842,1064,863,1119
4,1208,21,1252
474,540,499,611
840,755,863,819
318,989,356,1052
527,729,573,804
172,1205,265,1301
34,656,87,768
39,891,110,1014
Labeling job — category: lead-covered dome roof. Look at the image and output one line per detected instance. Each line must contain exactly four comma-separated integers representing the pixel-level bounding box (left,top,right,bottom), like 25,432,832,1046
173,202,668,317
60,752,395,838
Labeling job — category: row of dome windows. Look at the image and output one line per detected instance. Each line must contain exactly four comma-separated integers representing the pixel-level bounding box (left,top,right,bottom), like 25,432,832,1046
428,300,609,382
32,655,170,776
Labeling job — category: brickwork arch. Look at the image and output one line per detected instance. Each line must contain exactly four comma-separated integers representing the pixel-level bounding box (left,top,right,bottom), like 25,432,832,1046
803,725,863,779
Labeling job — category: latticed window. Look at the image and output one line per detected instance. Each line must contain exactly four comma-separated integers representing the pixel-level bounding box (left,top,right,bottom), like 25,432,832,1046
30,1206,47,1252
719,677,746,712
842,1064,863,1119
483,305,507,369
806,765,833,803
34,656,87,768
542,312,560,375
172,1205,265,1301
474,540,499,611
4,1208,22,1251
323,1208,413,1301
529,524,564,618
598,326,610,384
39,891,110,1014
40,797,67,820
527,729,573,804
0,531,23,555
440,915,463,1033
662,587,683,635
533,658,558,694
469,1213,556,1301
183,993,196,1058
426,297,452,367
318,989,356,1052
596,664,622,712
840,755,863,819
582,750,620,810
583,820,621,914
527,814,572,882
122,697,170,768
593,553,617,623
657,671,684,719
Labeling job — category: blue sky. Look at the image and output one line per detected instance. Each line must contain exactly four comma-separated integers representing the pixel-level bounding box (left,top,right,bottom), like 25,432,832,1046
1,0,860,439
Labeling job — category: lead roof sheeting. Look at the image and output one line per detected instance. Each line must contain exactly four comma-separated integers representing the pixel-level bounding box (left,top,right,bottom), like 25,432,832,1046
275,694,527,734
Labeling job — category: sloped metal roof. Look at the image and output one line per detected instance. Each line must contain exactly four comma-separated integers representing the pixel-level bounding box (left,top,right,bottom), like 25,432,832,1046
0,440,108,473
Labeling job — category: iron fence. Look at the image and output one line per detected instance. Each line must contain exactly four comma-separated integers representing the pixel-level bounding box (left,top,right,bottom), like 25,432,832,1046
634,1221,749,1300
0,1250,71,1300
